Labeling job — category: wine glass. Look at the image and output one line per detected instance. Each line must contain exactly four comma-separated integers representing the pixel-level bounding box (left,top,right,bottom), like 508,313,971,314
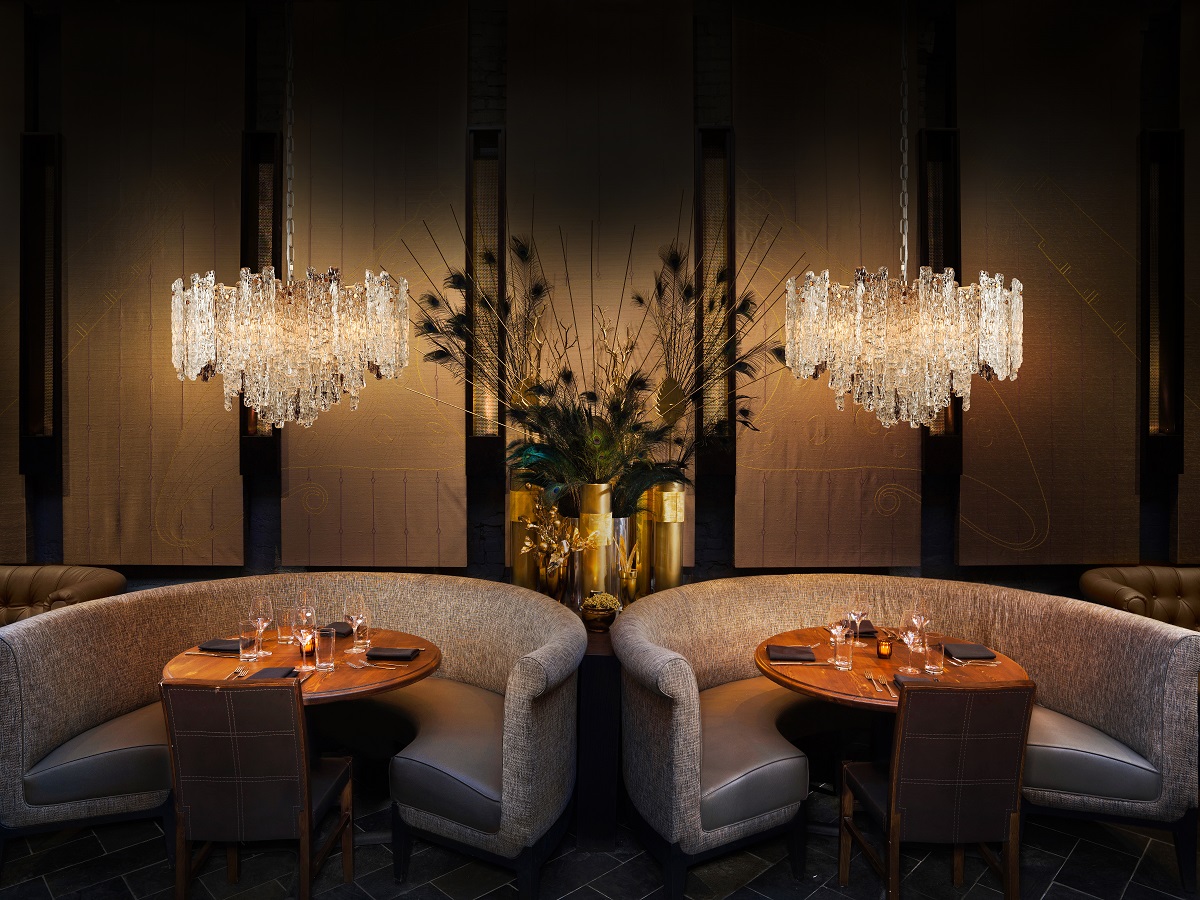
295,605,317,672
910,607,931,651
344,594,368,654
847,598,871,648
828,621,853,670
898,628,921,675
250,597,273,657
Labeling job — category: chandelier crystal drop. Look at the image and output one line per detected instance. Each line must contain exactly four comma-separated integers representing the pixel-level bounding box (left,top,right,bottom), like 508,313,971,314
784,267,1023,429
171,266,409,428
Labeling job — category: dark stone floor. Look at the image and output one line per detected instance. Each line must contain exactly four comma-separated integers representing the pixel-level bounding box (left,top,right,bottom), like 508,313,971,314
0,781,1192,900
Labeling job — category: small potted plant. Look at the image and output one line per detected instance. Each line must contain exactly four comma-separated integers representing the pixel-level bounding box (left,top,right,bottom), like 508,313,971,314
580,592,622,633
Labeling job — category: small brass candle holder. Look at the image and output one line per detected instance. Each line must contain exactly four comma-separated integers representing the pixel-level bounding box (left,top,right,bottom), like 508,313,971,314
876,637,893,659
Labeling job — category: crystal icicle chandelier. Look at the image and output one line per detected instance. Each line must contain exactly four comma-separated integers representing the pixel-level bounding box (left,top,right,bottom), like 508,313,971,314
783,7,1024,429
171,267,409,428
169,11,409,428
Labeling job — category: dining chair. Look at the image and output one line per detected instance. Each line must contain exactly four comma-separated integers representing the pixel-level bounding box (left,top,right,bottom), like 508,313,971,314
838,680,1036,900
159,678,354,900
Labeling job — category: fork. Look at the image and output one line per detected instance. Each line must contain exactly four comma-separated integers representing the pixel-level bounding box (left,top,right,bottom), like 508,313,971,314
864,672,883,693
947,658,1000,667
225,665,247,680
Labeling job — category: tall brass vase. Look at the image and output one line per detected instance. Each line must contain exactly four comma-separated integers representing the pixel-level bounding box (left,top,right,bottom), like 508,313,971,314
579,483,614,598
653,481,686,591
509,483,538,590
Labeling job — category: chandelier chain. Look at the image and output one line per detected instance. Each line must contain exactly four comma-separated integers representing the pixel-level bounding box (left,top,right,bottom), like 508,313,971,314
285,3,296,282
899,3,909,283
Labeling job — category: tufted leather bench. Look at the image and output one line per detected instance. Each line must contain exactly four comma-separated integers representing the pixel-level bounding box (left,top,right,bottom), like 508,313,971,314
0,565,125,625
1080,565,1200,627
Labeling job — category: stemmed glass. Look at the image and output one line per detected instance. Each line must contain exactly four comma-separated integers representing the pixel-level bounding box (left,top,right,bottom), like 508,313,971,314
295,605,317,672
344,594,368,654
250,597,273,658
847,598,871,648
910,606,931,653
898,628,921,675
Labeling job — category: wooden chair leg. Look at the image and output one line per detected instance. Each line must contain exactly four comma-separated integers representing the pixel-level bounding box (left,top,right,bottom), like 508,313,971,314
952,844,965,886
174,831,189,900
340,778,354,883
299,811,313,900
886,818,902,900
391,802,413,882
226,844,239,883
837,776,854,886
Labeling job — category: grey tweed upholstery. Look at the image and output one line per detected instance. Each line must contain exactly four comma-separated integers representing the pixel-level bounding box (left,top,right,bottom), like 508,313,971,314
0,572,586,855
612,574,1200,855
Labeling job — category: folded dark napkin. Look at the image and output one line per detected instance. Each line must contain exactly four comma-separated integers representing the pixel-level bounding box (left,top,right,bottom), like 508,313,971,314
198,639,241,653
367,647,420,661
767,644,816,662
247,667,297,680
941,642,996,660
325,621,354,638
838,618,878,637
893,673,935,686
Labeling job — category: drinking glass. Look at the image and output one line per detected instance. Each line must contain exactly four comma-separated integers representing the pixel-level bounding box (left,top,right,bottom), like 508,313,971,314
315,627,336,671
239,620,259,662
910,607,931,651
277,605,297,645
295,605,317,672
847,598,871,648
829,622,853,671
250,596,273,657
344,594,368,654
898,628,921,675
352,608,372,654
924,635,945,675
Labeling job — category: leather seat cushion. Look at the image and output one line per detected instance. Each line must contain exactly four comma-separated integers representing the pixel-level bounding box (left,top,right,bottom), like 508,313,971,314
380,678,505,834
23,702,170,806
698,676,813,831
1024,704,1161,802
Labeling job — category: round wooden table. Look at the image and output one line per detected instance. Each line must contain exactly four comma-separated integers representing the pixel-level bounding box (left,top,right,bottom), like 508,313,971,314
755,625,1027,711
162,628,441,705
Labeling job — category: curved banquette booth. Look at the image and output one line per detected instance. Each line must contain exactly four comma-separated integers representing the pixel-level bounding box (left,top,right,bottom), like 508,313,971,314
612,574,1200,896
0,572,586,898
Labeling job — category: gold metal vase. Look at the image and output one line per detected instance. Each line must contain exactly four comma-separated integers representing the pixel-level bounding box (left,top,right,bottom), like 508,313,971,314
579,483,614,597
653,481,685,591
509,482,538,590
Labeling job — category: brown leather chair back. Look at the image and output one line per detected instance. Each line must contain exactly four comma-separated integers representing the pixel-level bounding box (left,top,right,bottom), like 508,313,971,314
891,681,1036,845
160,679,311,843
0,565,126,625
1080,566,1200,628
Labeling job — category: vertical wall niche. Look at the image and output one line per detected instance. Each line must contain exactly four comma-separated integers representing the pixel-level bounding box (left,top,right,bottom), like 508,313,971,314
733,0,922,568
279,1,467,568
60,2,243,565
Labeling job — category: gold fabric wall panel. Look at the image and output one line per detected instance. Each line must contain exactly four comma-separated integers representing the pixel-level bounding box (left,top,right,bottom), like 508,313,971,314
733,2,921,568
280,2,467,568
1177,2,1200,562
61,3,243,565
0,3,26,562
958,3,1139,564
507,0,696,563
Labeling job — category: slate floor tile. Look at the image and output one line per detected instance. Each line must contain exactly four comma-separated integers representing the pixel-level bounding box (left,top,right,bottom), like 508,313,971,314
687,850,775,900
1053,839,1139,900
198,851,296,900
1041,884,1107,900
430,861,513,900
53,874,135,899
537,851,623,900
1123,881,1192,900
0,836,106,890
122,860,176,900
93,823,163,856
588,853,663,900
744,858,825,900
0,879,51,900
975,843,1066,900
1129,838,1190,898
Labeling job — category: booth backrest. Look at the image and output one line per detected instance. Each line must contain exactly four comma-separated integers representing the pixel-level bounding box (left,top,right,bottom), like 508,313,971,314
0,565,126,625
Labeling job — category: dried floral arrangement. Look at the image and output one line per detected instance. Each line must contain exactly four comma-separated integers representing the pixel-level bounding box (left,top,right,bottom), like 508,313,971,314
415,234,793,519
